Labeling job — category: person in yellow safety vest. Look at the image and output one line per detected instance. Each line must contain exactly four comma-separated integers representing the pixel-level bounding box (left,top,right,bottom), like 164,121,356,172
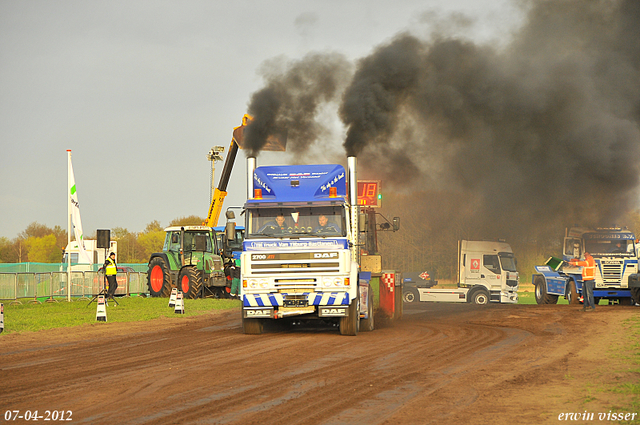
104,252,118,298
570,251,596,311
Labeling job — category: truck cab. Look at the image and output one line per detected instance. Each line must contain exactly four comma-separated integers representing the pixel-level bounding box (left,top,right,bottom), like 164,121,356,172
563,227,638,303
533,227,638,305
416,240,519,304
458,240,519,303
240,160,374,335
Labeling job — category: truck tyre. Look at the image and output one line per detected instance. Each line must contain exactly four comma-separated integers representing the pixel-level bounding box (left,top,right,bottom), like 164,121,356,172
178,266,202,299
360,290,375,332
403,289,419,303
242,314,263,335
565,280,580,305
619,297,633,306
632,288,640,305
534,275,558,304
340,296,360,336
469,289,489,305
147,257,173,297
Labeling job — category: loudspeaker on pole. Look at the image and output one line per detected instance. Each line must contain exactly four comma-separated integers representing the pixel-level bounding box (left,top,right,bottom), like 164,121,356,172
97,229,111,249
0,303,4,333
96,295,107,322
174,291,184,314
168,287,177,307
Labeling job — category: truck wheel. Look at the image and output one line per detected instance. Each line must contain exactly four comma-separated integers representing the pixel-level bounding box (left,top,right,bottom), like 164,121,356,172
178,266,202,299
470,289,489,305
147,257,173,297
403,289,418,303
565,280,580,305
534,275,558,304
619,297,633,306
340,296,360,336
632,288,640,305
360,290,375,332
242,315,263,335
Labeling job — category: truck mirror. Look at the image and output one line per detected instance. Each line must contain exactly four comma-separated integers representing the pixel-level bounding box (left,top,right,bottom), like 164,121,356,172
194,234,207,251
359,213,367,232
226,210,236,220
393,217,400,231
226,221,236,242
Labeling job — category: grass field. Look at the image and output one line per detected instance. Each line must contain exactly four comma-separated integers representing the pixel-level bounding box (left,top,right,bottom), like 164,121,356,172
0,296,241,334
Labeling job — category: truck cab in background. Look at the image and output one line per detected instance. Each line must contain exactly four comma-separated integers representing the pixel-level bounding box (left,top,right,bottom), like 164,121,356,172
533,227,639,305
416,240,519,304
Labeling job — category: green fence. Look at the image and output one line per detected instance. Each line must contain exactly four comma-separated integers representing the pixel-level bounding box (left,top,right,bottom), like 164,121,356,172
0,262,148,273
0,270,149,302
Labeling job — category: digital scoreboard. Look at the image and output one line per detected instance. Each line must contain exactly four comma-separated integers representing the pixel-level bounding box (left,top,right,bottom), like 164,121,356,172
357,180,381,207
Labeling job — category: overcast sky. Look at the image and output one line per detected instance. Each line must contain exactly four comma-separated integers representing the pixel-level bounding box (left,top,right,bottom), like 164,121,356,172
0,0,523,239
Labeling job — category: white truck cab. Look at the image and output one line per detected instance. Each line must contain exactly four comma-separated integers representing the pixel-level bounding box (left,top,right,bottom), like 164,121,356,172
417,240,519,304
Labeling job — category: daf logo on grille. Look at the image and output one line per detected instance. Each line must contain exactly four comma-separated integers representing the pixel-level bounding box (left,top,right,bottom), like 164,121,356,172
314,252,338,258
318,306,347,317
246,309,272,317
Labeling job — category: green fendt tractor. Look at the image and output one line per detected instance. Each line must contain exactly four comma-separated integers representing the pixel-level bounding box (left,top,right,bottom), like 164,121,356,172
146,226,227,299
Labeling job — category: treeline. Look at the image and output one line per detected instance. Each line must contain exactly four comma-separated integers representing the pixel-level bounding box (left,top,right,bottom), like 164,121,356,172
0,216,205,264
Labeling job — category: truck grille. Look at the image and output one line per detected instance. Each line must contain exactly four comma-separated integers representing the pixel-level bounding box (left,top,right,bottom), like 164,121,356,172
249,251,341,275
506,279,518,287
251,262,339,273
601,263,622,283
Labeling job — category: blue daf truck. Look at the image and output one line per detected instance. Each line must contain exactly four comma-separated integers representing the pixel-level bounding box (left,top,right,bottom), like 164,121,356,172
532,227,639,305
236,156,375,335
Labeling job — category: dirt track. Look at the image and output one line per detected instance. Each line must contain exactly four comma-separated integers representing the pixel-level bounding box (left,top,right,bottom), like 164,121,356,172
1,302,638,424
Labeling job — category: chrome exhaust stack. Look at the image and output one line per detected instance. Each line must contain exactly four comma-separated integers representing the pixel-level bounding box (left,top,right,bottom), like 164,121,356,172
247,156,256,199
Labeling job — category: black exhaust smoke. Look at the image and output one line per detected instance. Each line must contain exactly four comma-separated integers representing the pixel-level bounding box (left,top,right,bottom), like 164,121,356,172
244,0,640,239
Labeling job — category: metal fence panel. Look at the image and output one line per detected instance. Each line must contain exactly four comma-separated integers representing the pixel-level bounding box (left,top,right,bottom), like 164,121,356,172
0,270,149,301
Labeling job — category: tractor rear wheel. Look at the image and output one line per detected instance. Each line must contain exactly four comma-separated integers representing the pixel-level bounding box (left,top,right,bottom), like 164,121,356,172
147,257,173,297
178,266,202,299
339,296,360,336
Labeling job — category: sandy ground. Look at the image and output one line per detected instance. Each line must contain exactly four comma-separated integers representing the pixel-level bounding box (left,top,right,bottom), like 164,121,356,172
1,302,638,424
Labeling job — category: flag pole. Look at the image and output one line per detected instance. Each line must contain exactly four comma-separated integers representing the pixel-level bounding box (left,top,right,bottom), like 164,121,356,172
67,150,72,302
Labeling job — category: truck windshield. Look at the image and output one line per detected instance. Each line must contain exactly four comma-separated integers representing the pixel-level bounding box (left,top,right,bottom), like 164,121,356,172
499,254,517,272
246,206,345,238
585,239,635,255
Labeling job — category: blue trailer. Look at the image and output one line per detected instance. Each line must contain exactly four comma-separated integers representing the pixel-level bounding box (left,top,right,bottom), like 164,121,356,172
532,227,639,305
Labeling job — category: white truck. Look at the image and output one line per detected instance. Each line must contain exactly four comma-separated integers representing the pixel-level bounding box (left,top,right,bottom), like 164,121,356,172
62,240,117,271
416,240,519,304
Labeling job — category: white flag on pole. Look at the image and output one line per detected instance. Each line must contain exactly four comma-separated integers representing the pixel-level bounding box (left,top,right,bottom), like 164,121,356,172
68,151,92,264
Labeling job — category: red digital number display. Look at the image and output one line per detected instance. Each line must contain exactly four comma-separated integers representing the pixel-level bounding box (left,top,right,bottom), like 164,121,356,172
357,180,381,207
